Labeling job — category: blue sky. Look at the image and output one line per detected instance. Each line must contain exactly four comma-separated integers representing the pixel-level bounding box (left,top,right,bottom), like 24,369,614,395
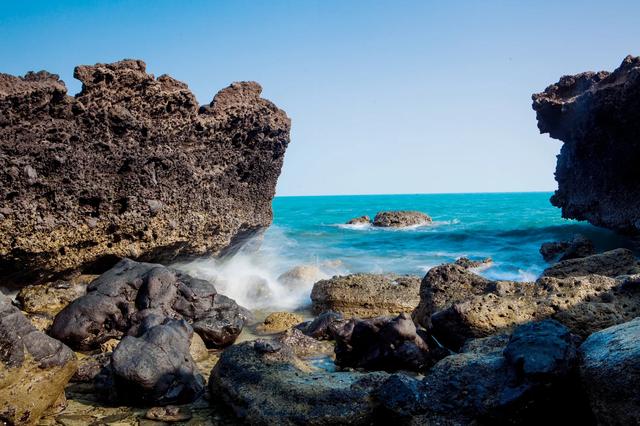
2,1,639,196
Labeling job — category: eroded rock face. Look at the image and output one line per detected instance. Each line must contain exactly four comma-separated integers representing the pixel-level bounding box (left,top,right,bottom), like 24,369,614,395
532,55,640,233
311,273,421,318
539,234,595,262
579,317,640,425
0,296,77,425
50,258,247,350
372,211,431,228
541,248,639,278
110,319,205,406
0,59,291,285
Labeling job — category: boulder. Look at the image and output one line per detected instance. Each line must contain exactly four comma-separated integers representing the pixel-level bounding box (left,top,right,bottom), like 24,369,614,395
0,296,77,425
532,55,640,233
110,319,205,405
298,310,346,340
257,312,305,334
0,59,291,286
579,317,640,424
412,263,493,329
539,234,595,262
541,248,639,278
311,273,421,318
334,313,447,372
377,320,590,424
209,340,389,425
430,273,640,349
50,258,246,350
277,265,327,288
345,216,371,225
372,211,431,228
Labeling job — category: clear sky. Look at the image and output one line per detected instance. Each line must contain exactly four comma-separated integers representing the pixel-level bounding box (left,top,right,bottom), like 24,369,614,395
1,1,639,196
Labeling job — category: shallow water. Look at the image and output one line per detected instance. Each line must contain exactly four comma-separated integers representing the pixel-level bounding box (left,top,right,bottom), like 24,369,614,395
176,192,636,311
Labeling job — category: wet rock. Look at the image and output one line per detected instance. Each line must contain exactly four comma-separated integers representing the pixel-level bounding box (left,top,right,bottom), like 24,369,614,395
541,248,639,278
72,353,111,383
298,310,345,340
50,258,246,350
579,317,640,424
257,312,305,334
345,215,371,225
539,234,595,262
378,320,588,424
430,272,640,349
532,55,640,234
0,60,291,286
0,296,77,425
209,340,389,425
372,211,432,228
277,328,334,358
277,265,327,288
111,319,205,406
454,256,493,269
334,313,446,372
311,273,421,318
412,263,493,329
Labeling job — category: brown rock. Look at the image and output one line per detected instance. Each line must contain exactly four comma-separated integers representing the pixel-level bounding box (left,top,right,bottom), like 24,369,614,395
257,312,305,334
541,248,639,278
372,210,432,227
311,273,421,318
345,215,371,225
0,59,291,286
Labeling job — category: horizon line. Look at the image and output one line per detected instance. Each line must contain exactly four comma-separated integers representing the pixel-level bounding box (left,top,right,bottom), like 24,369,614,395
274,189,556,198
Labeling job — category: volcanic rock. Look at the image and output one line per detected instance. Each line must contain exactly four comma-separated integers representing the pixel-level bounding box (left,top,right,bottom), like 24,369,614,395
579,317,640,424
50,258,247,350
372,211,431,228
539,234,595,262
311,273,421,318
0,59,291,285
532,55,640,233
0,296,77,425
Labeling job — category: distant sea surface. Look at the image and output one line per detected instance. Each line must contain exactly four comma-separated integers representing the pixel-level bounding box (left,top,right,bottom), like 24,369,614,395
177,192,634,311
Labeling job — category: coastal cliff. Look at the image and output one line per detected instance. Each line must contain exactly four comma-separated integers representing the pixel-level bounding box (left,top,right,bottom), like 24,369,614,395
532,55,640,233
0,59,291,285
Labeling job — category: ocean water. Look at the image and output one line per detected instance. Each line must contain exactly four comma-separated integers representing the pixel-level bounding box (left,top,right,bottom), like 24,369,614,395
176,192,635,311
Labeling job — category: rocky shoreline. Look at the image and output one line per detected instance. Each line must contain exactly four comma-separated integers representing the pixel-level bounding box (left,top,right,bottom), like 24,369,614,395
2,57,640,425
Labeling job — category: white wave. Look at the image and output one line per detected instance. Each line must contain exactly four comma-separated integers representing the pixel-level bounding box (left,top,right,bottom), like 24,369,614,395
333,219,459,232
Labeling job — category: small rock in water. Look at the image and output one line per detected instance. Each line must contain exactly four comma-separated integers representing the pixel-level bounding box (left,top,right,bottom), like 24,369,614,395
372,210,431,227
454,256,493,269
145,405,193,422
345,215,371,225
277,265,327,288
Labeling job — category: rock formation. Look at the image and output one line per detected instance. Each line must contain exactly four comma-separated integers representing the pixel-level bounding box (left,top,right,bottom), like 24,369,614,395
0,59,291,285
539,234,595,262
372,210,431,227
533,55,640,233
0,296,77,425
541,248,639,278
311,273,421,318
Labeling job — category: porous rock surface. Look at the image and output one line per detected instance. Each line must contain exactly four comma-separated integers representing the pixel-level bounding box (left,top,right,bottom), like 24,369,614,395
0,59,291,285
311,273,421,318
541,248,639,278
413,262,640,349
532,55,640,233
50,258,247,350
0,296,77,425
372,211,431,228
579,317,640,425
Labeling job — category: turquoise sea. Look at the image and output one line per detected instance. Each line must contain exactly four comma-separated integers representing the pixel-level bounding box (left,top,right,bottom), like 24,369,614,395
178,192,634,311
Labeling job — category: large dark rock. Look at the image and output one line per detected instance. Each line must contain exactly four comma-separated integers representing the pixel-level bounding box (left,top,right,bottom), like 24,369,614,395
0,296,77,425
541,248,639,278
539,234,595,262
334,313,447,373
50,258,246,350
377,320,591,424
532,55,640,233
579,317,640,425
110,319,205,406
0,59,291,285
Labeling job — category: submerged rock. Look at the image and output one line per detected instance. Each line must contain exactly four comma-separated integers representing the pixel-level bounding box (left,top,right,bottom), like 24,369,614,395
541,248,639,278
372,211,431,228
110,319,205,406
311,273,421,318
0,59,291,286
209,340,389,425
277,265,327,289
50,258,246,350
579,317,640,425
532,55,640,233
334,313,447,372
539,234,595,262
415,262,640,349
345,215,371,225
0,296,77,425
